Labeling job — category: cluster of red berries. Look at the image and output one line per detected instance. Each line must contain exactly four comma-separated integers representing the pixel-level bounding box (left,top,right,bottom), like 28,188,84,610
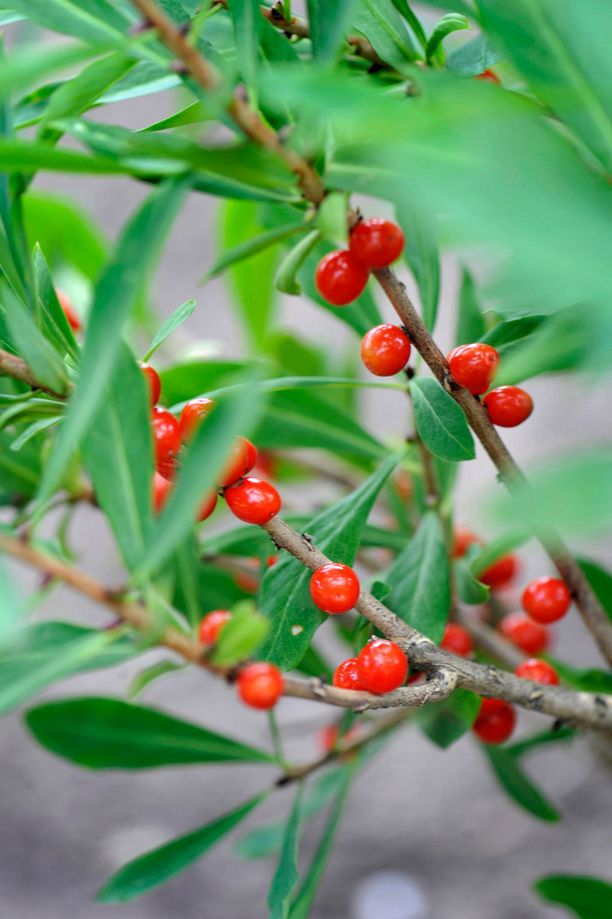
334,639,409,695
142,365,281,526
447,342,533,428
315,218,405,307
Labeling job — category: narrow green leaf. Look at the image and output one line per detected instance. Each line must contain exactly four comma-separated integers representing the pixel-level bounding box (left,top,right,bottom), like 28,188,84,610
410,377,475,462
316,192,348,247
269,786,302,919
385,511,451,642
446,34,502,76
483,745,561,822
398,206,440,331
128,660,186,699
26,696,276,769
6,0,130,44
307,0,359,64
31,244,79,361
143,299,196,361
211,606,270,668
579,558,612,621
0,138,137,176
353,0,418,68
228,0,261,103
259,454,399,670
455,267,485,346
0,555,21,643
2,288,69,394
389,0,427,49
454,556,489,605
546,659,612,695
507,726,575,759
23,190,107,281
35,178,187,510
0,41,100,102
97,793,267,903
41,52,136,126
418,688,479,748
426,14,470,63
275,230,321,296
207,220,306,282
534,874,612,919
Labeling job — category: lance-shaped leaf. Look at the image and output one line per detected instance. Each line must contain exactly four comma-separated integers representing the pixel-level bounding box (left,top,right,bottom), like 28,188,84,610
534,874,612,919
307,0,359,64
2,287,69,394
410,377,475,462
143,299,196,362
268,785,302,919
482,745,561,822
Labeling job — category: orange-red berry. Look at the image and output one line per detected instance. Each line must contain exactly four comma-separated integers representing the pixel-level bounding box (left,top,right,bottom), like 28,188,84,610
472,698,516,744
357,639,408,694
318,723,359,752
499,612,550,656
151,407,181,478
198,609,232,645
522,577,571,624
514,658,559,685
315,250,369,306
476,69,500,84
57,289,81,333
452,526,482,559
140,363,161,407
440,623,473,657
225,476,281,525
310,563,360,615
360,324,411,376
237,662,284,710
483,386,533,427
197,491,218,523
179,397,215,441
333,657,364,691
447,343,500,395
480,554,518,590
349,218,405,269
152,471,172,513
219,437,258,488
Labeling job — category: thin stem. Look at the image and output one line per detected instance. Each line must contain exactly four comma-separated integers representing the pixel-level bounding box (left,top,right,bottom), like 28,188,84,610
0,347,68,399
268,709,287,765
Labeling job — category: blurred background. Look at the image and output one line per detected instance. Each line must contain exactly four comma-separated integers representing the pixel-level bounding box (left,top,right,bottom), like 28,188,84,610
2,12,612,919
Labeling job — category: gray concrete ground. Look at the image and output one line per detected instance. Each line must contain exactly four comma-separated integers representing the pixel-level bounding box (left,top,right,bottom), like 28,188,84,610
1,60,611,919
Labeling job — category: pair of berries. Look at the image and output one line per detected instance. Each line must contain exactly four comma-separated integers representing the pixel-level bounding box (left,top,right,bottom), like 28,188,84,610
452,526,518,591
440,623,473,657
316,218,405,306
447,343,533,427
333,639,408,695
473,698,516,744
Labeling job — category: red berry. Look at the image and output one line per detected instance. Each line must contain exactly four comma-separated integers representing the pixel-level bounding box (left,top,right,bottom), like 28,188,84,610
319,723,359,752
333,657,364,691
473,698,516,744
151,407,181,477
515,658,559,686
522,577,571,624
140,363,161,407
452,526,481,559
480,554,518,590
310,563,360,615
237,662,284,710
349,218,405,269
315,250,369,306
219,437,258,488
57,289,81,333
483,386,533,427
179,397,215,441
198,609,232,645
267,555,279,568
357,639,408,694
447,343,500,395
499,613,550,656
360,324,411,376
225,476,281,525
197,491,218,523
440,623,473,657
476,69,500,84
152,471,172,513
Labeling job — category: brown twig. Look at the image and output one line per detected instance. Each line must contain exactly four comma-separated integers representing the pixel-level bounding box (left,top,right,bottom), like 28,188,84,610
0,347,68,399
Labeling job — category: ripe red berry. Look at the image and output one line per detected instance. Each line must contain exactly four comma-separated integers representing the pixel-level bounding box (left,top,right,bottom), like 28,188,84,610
515,658,559,686
360,324,411,376
319,723,359,752
333,657,364,691
57,289,81,333
522,576,571,624
152,471,172,513
472,698,516,744
179,397,215,442
310,563,360,615
225,476,281,525
139,363,161,407
237,662,284,710
483,386,533,427
499,613,550,656
479,554,518,590
151,407,181,477
357,639,408,694
219,437,258,488
349,218,405,269
452,526,481,559
197,491,218,523
198,609,232,645
267,555,279,568
315,250,369,306
440,623,473,657
476,69,500,84
446,343,500,395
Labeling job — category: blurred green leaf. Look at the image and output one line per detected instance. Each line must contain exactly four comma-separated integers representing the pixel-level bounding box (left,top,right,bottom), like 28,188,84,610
398,205,440,332
128,660,186,699
386,511,451,642
269,785,302,919
353,0,418,68
6,0,130,43
161,359,249,406
446,34,502,75
41,52,136,127
23,190,107,281
389,1,427,49
0,555,21,643
455,267,485,346
275,230,321,296
208,218,306,282
454,556,489,605
410,378,475,462
2,288,69,394
0,41,100,101
534,874,612,919
0,428,42,497
316,192,348,247
97,793,267,903
579,558,612,620
31,245,79,361
26,696,276,768
211,606,270,667
143,299,196,361
507,725,575,759
426,14,470,63
307,0,359,63
418,688,479,748
228,0,261,103
546,658,612,695
483,745,561,822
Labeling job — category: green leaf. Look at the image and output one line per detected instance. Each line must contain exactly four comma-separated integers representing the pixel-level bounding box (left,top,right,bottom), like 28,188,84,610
207,219,306,282
259,454,398,670
275,230,321,296
5,0,130,44
143,299,196,362
534,875,612,919
426,14,470,63
385,511,450,642
546,658,612,695
446,34,502,76
0,138,136,176
455,267,485,346
26,696,275,769
492,307,591,385
31,244,79,361
1,288,69,394
579,558,612,620
23,190,107,281
398,206,440,331
269,785,302,919
353,0,418,68
0,41,100,102
483,745,561,822
41,52,136,126
0,428,42,497
0,555,21,643
418,688,479,748
316,192,348,247
507,725,575,759
128,660,186,699
228,0,261,103
454,557,489,605
35,178,187,510
410,378,475,462
307,0,359,64
211,606,270,668
389,0,427,49
97,793,267,903
81,345,153,570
